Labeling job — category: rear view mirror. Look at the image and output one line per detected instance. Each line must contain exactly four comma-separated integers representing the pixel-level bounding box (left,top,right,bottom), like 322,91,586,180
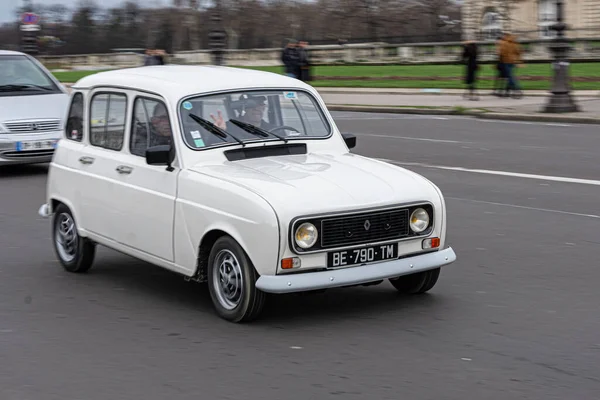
342,133,356,149
146,145,175,171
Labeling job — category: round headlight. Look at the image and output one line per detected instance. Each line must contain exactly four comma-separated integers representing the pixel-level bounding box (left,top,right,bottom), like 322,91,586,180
410,208,430,233
295,222,318,249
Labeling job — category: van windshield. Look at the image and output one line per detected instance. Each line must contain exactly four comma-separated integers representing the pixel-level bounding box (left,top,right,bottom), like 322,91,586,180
178,89,332,150
0,55,61,96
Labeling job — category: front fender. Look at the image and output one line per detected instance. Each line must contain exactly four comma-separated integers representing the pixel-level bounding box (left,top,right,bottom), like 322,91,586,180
174,170,281,276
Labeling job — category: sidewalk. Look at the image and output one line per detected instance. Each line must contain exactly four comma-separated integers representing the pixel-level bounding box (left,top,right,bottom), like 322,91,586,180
316,87,600,124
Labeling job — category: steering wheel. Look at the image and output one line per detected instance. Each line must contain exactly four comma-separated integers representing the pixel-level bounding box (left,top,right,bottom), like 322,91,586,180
268,125,301,134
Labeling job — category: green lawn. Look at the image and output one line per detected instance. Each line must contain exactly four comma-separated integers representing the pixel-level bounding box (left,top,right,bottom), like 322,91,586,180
52,62,600,90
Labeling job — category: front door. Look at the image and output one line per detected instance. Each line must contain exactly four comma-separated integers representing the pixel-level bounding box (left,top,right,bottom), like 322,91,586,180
110,94,178,262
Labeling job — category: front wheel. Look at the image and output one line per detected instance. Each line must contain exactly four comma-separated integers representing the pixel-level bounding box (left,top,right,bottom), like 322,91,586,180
52,204,96,273
389,268,440,294
207,236,266,323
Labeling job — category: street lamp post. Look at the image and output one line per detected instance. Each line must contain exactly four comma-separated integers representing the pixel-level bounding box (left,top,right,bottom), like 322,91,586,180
543,0,579,113
208,11,227,66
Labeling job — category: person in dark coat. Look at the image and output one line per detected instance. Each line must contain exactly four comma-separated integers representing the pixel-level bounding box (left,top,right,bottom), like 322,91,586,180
297,41,311,82
281,40,299,78
144,49,165,66
462,40,479,100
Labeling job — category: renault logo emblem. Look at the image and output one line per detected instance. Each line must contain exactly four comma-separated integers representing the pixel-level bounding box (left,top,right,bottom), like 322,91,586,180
364,220,371,231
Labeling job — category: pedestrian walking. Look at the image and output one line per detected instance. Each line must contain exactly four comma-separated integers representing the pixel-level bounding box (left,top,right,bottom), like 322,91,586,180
498,33,523,98
144,49,166,66
281,39,299,78
297,41,312,82
462,39,479,100
492,34,507,96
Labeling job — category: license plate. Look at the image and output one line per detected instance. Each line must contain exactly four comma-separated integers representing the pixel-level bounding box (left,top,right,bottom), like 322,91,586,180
16,140,58,151
327,243,398,268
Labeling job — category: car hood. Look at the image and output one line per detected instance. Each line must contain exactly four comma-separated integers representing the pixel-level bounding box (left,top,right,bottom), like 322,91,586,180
0,93,68,122
189,152,440,219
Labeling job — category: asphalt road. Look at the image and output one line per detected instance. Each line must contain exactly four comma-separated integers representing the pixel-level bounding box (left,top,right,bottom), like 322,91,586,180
2,113,600,400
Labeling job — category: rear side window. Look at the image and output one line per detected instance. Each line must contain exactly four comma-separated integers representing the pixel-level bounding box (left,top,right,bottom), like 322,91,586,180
65,92,84,142
89,92,127,151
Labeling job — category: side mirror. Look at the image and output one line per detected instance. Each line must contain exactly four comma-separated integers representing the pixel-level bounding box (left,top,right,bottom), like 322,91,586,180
342,133,356,149
146,145,175,171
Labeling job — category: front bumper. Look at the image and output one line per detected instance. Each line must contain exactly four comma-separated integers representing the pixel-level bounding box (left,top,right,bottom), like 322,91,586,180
256,246,456,294
0,133,60,165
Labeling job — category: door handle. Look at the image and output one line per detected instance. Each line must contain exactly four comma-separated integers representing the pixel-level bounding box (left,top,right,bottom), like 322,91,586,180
78,156,95,164
116,165,133,174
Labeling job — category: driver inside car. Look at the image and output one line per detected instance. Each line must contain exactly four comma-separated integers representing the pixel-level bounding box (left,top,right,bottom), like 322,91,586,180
209,95,276,138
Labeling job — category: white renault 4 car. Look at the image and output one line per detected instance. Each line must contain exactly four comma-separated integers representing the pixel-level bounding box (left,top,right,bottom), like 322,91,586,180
39,65,456,322
0,50,69,166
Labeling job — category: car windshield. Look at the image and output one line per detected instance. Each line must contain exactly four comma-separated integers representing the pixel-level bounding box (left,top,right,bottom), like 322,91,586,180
179,89,331,150
0,55,60,96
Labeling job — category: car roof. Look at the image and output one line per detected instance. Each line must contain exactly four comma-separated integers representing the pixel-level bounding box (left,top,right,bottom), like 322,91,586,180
72,65,316,103
0,50,29,56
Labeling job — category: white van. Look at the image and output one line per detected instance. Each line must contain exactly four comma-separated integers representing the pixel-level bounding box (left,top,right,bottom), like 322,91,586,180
0,50,69,166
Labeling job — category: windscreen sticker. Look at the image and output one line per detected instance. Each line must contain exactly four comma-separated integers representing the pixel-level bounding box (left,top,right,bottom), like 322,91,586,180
190,130,201,139
283,92,297,100
183,101,193,110
194,138,205,147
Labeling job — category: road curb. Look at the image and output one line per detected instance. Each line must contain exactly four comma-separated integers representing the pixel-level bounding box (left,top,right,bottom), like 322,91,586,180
476,112,600,124
327,105,600,124
318,88,600,98
326,105,485,116
327,104,600,125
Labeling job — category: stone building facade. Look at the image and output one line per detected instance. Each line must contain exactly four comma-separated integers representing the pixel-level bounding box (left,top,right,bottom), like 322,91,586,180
461,0,600,40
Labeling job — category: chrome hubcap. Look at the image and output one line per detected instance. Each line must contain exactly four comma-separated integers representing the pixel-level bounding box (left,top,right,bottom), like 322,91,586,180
55,213,78,262
213,250,243,310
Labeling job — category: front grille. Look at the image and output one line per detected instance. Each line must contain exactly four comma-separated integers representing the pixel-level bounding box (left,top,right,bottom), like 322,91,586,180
4,120,61,133
1,149,54,158
320,208,410,248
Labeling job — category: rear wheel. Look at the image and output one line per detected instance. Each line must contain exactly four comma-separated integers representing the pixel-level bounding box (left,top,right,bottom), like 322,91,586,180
207,236,266,323
389,268,440,294
52,204,96,273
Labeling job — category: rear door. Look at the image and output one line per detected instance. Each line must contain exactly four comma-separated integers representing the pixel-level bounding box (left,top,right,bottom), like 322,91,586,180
76,89,129,239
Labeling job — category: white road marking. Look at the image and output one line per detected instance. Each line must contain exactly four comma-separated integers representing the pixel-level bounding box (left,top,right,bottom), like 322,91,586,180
355,133,467,144
478,119,573,127
378,159,600,186
446,197,600,220
333,115,448,121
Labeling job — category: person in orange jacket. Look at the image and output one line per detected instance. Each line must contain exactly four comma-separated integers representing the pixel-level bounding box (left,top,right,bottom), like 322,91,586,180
498,33,523,98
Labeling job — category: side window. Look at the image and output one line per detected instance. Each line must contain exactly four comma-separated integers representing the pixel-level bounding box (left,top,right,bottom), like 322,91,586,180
65,92,84,142
89,92,127,151
130,97,173,157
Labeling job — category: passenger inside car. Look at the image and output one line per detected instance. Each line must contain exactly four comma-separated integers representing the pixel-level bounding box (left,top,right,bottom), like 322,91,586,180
131,101,173,156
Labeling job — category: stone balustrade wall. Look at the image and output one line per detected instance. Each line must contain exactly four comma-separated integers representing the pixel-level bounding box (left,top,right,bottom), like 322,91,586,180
37,39,600,70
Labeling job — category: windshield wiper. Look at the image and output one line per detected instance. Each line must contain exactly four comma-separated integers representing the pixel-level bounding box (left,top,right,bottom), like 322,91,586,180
229,119,288,143
0,84,53,92
22,84,54,91
188,113,245,147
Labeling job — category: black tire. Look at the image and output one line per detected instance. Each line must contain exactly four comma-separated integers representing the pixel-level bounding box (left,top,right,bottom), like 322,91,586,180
389,268,441,294
207,236,266,323
51,204,96,273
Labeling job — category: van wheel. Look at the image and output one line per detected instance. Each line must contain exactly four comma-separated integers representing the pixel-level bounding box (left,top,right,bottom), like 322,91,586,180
389,268,440,294
207,236,266,323
52,204,96,273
